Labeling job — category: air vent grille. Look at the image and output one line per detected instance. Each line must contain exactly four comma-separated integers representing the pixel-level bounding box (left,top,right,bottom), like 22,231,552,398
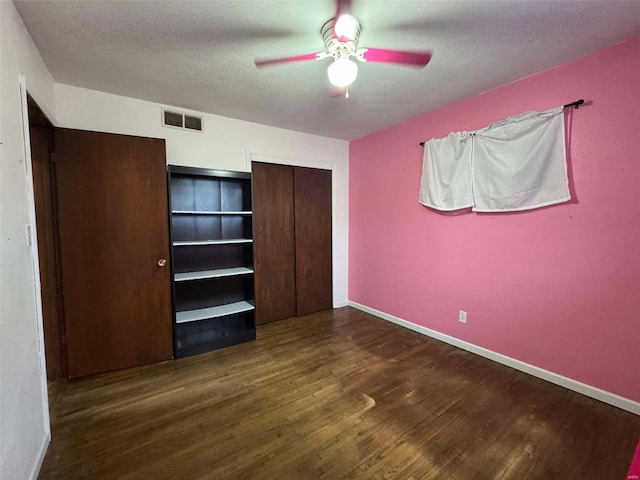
184,115,202,131
162,109,203,133
164,111,183,128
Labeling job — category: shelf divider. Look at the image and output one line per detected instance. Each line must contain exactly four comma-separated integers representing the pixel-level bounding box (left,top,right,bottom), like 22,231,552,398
172,210,252,215
176,301,255,324
175,267,254,282
173,238,253,246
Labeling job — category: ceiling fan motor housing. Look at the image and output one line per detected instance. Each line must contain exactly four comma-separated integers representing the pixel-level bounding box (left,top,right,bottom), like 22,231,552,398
321,18,361,59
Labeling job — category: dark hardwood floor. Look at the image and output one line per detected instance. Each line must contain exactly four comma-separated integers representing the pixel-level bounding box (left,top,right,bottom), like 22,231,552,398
40,307,639,480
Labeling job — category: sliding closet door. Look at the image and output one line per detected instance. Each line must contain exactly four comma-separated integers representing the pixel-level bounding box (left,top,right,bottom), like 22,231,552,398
55,128,173,378
252,162,296,324
294,167,333,315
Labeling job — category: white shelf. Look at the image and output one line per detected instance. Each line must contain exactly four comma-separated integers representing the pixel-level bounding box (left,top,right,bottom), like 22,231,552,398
173,238,253,246
172,210,252,215
175,267,254,282
176,301,255,324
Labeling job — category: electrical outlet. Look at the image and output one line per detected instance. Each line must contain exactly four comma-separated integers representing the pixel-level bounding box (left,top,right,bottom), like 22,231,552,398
458,310,467,324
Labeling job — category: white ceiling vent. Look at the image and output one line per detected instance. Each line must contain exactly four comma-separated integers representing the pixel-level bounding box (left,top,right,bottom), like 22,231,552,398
162,108,203,133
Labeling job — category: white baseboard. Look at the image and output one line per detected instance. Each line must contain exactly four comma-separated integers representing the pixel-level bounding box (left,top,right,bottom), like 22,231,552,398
333,300,349,308
28,433,50,480
348,301,640,415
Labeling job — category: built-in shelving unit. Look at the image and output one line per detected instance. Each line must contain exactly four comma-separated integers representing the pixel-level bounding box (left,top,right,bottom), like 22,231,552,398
168,165,256,358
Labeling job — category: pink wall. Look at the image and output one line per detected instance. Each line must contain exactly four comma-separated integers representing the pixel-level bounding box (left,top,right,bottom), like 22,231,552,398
349,36,640,402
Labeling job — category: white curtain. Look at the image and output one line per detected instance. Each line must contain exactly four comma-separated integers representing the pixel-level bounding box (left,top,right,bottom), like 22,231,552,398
419,106,570,212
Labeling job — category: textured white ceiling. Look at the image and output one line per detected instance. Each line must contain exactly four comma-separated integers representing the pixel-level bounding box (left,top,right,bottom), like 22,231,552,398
14,0,640,140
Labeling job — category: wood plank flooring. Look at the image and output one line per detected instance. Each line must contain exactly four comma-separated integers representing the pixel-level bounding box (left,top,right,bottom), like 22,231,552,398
40,307,640,480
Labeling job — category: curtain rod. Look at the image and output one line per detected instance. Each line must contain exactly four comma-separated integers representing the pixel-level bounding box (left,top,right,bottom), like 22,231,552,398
418,99,585,146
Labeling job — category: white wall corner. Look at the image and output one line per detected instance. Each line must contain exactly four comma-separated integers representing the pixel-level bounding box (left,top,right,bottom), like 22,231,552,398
27,434,50,480
1,3,55,478
347,301,640,416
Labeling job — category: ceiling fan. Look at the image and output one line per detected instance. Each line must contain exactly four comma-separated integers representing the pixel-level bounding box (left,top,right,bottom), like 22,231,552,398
254,0,432,97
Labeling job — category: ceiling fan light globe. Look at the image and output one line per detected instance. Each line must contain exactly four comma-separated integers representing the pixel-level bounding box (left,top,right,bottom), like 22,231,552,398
334,14,359,41
327,58,358,87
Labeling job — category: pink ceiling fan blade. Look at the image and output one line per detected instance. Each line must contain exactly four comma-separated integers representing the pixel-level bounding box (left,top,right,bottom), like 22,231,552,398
254,52,322,68
361,48,432,67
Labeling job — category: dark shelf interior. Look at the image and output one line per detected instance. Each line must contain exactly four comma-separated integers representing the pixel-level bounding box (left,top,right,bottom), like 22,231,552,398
174,312,256,359
174,276,254,312
171,215,252,242
171,174,252,212
172,244,253,273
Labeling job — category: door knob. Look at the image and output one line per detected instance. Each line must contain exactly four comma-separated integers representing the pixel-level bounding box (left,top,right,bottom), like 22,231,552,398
157,258,167,267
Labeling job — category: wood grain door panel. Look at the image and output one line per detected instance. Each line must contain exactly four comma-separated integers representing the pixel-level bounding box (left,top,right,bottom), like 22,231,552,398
294,167,333,316
252,162,296,324
55,128,173,377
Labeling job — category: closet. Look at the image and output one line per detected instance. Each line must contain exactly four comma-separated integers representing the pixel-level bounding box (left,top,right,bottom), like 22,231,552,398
252,162,332,324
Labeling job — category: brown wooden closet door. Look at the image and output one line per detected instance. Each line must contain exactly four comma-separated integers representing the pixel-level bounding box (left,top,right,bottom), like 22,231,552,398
294,167,333,315
252,162,296,324
55,128,173,378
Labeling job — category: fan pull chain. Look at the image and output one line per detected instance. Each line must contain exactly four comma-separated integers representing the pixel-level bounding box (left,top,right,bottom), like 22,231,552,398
346,86,350,99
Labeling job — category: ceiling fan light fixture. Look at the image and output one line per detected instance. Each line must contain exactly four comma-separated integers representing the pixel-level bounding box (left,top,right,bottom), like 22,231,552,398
327,57,358,87
334,14,359,41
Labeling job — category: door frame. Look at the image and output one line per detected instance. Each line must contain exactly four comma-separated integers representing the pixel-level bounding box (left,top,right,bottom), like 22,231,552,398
19,74,51,438
26,92,67,381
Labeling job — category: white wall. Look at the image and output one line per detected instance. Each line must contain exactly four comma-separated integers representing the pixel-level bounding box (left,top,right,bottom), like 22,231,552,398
55,84,350,305
0,2,57,479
